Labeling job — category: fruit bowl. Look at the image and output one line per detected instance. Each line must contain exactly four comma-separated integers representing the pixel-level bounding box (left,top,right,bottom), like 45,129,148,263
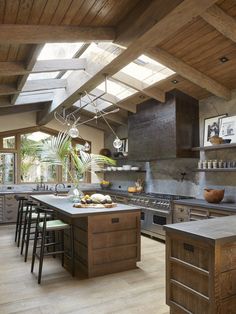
100,181,111,189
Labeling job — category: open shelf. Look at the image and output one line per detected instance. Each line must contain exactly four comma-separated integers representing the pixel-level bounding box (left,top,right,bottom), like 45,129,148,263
95,170,146,173
192,143,236,151
195,168,236,172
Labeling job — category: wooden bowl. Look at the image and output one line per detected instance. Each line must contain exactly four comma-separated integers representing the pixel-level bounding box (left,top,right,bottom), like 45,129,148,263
204,189,225,203
209,136,223,145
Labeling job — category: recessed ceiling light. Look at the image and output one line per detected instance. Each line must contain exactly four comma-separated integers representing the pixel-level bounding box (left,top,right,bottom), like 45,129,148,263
171,79,179,84
139,95,146,99
219,56,229,63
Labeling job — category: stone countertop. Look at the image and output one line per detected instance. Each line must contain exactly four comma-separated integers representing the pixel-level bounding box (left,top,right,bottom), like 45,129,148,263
164,215,236,243
30,194,140,218
174,198,236,212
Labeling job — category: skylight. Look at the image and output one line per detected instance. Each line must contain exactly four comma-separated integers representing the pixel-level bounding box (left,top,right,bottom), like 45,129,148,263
96,79,136,100
27,72,60,80
120,54,175,85
37,43,84,60
27,43,84,80
74,94,112,113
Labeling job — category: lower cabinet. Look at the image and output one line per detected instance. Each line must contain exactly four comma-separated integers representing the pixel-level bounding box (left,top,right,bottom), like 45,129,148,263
4,194,18,223
166,229,236,314
0,196,4,222
0,193,27,224
173,204,236,223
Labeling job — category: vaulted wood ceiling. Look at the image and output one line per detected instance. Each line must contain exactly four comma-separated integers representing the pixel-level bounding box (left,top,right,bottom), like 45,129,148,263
0,0,235,130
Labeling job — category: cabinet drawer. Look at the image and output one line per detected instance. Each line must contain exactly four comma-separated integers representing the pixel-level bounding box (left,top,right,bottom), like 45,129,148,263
170,283,209,314
171,239,210,271
5,202,17,208
208,210,234,219
92,229,137,249
89,212,139,233
4,216,16,222
93,245,138,265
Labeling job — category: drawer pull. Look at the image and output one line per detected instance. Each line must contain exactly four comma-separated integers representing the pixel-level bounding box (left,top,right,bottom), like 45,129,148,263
111,218,119,224
184,243,194,252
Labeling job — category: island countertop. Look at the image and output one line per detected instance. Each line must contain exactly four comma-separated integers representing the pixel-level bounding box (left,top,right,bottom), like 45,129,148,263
30,194,140,217
164,215,236,243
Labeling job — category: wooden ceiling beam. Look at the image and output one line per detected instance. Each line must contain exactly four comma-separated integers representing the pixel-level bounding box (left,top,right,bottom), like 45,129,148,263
57,43,90,79
37,0,217,126
147,47,231,100
11,44,44,105
15,92,54,105
0,79,67,96
23,79,67,92
201,5,236,43
0,59,86,76
0,25,115,43
0,102,49,116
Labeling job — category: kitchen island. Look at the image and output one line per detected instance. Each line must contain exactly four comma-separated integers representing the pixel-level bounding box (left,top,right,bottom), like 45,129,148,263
164,216,236,314
31,194,141,278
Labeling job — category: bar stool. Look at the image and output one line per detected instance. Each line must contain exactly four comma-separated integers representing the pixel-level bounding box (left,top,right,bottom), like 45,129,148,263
20,200,41,262
31,207,74,284
14,195,28,247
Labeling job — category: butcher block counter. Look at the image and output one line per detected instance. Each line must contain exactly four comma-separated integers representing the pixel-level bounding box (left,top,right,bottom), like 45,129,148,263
31,194,141,278
164,216,236,314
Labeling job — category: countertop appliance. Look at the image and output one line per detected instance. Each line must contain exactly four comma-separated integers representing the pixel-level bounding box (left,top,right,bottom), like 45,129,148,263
128,193,190,241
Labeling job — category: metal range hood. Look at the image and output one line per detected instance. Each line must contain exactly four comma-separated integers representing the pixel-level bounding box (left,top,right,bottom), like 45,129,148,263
128,90,199,161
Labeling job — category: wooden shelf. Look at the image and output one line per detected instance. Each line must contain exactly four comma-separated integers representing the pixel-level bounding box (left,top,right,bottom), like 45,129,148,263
192,143,236,151
195,168,236,172
95,170,146,173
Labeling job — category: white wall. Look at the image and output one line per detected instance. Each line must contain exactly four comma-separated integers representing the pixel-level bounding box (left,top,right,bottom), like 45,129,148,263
0,112,104,183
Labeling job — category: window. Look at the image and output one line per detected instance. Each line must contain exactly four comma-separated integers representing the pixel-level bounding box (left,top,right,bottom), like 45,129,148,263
3,136,15,149
0,153,15,184
0,127,91,184
20,132,57,183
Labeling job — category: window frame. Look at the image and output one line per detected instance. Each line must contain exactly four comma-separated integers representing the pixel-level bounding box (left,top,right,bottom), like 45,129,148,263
0,126,91,184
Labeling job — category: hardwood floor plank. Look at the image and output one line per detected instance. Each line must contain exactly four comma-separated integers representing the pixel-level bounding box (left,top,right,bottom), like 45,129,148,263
0,225,169,314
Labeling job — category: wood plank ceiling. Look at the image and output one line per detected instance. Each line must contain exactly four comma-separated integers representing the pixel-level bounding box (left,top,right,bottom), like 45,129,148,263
0,0,235,129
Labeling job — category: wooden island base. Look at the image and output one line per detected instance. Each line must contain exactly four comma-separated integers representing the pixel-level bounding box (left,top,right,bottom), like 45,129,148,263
31,195,141,278
59,211,141,278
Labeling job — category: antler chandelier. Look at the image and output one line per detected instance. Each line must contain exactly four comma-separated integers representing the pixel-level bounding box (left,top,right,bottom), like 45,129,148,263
54,77,122,150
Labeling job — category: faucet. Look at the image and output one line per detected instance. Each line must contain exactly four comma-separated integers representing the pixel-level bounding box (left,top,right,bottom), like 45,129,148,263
55,183,66,195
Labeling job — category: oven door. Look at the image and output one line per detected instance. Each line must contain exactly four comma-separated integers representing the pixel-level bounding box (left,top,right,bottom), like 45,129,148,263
146,209,171,237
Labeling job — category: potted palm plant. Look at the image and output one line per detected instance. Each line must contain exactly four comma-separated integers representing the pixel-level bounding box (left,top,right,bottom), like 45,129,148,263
39,132,115,201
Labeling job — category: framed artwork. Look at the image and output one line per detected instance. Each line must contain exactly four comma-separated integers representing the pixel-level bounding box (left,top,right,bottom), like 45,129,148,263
118,138,128,152
203,114,227,146
219,115,236,143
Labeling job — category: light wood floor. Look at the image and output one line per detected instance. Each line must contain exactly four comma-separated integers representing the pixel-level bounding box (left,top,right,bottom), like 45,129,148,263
0,225,169,314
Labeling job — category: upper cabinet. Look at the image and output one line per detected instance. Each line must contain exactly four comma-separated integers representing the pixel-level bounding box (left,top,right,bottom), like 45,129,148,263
128,90,199,161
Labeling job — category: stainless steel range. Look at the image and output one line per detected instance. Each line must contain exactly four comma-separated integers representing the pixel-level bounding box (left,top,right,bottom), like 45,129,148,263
128,193,187,241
